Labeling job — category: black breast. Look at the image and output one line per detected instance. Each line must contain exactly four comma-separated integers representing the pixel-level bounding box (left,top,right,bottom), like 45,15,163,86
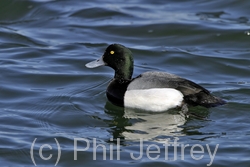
106,79,131,107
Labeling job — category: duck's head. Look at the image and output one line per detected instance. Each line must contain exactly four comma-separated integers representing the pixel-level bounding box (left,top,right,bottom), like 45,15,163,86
86,44,134,80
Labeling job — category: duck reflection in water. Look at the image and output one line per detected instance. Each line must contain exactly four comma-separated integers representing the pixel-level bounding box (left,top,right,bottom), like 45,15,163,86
104,102,209,142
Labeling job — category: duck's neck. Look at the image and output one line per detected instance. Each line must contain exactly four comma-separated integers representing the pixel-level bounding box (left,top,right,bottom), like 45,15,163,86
114,67,133,81
114,57,134,81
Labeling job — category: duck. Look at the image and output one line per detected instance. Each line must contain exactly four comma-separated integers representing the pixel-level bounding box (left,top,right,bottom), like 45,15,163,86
85,43,225,112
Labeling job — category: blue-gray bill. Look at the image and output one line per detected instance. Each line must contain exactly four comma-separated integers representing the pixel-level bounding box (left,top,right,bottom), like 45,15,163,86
85,57,105,68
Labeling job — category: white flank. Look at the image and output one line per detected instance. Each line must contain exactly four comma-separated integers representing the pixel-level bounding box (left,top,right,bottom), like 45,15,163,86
124,88,184,112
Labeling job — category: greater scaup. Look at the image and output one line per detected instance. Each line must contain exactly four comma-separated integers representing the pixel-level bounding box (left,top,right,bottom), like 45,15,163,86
85,44,225,112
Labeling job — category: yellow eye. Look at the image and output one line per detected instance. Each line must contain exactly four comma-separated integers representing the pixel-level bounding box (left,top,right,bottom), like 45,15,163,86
110,50,115,54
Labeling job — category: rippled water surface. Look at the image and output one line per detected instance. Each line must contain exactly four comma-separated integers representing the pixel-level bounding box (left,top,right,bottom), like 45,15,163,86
0,0,250,166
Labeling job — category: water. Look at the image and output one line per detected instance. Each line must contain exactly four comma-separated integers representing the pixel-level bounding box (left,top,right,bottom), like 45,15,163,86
0,0,250,166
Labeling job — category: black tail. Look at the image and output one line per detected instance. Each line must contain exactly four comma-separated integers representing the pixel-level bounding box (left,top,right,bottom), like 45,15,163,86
184,91,226,108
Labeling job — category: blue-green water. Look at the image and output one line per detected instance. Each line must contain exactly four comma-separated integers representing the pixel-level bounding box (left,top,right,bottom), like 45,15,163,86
0,0,250,166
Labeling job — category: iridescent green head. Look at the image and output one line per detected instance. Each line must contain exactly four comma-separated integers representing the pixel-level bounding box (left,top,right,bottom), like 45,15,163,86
86,44,134,80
